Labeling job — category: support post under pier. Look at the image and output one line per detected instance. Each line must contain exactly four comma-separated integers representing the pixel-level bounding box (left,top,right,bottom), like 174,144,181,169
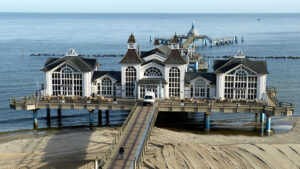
204,112,210,131
255,113,259,122
89,110,94,129
105,110,109,125
98,110,102,126
260,113,265,123
33,110,38,129
57,109,62,119
47,109,51,120
266,115,272,133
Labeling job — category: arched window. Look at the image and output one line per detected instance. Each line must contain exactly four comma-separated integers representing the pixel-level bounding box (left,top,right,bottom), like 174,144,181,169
224,66,257,100
102,78,112,96
235,69,247,99
194,80,207,98
61,67,73,96
126,66,136,97
144,67,162,77
169,67,180,97
52,65,82,96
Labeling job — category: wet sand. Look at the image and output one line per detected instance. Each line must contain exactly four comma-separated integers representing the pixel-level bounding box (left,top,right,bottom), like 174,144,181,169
142,117,300,169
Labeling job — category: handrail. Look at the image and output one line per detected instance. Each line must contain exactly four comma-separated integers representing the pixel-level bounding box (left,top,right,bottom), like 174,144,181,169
97,103,138,169
131,103,160,169
266,86,294,111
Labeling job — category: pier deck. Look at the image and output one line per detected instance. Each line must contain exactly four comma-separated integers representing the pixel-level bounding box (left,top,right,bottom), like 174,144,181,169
9,94,294,169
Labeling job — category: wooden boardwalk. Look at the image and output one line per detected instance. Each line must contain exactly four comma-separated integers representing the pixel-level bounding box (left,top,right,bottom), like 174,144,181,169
105,105,155,169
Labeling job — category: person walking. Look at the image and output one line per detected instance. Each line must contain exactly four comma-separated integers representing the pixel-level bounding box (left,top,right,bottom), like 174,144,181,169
119,145,125,160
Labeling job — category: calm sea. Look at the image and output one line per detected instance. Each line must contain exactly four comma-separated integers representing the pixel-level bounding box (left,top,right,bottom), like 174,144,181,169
0,13,299,133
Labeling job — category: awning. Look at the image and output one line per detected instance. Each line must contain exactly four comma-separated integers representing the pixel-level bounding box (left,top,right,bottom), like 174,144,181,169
137,78,168,85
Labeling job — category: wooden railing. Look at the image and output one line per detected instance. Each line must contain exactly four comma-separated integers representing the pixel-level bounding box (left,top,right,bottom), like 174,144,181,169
266,86,294,112
96,103,138,169
9,93,37,107
132,103,160,169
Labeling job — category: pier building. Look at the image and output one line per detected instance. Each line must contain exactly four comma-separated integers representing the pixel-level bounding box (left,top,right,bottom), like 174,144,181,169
41,34,268,102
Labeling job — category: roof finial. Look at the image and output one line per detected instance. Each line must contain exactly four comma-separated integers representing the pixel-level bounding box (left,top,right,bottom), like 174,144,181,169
234,50,246,58
66,48,78,56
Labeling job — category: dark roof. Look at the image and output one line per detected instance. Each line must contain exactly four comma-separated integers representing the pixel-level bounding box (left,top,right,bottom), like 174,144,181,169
213,57,269,74
154,39,160,45
119,49,143,64
164,50,187,64
41,56,99,72
127,34,136,43
171,34,179,43
185,72,216,84
141,59,164,66
137,78,167,85
92,71,121,83
140,48,168,59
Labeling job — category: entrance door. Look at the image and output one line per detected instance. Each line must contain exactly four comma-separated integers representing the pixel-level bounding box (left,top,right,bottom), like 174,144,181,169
146,85,158,98
235,89,246,99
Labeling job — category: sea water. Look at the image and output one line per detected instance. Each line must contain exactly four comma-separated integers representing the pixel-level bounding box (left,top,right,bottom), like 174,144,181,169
0,13,299,134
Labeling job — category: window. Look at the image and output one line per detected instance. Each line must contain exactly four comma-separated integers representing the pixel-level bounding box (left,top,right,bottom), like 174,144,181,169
144,67,162,77
224,66,257,100
102,78,112,96
140,85,145,98
194,80,207,98
51,64,82,96
169,67,180,97
52,73,61,96
126,66,136,97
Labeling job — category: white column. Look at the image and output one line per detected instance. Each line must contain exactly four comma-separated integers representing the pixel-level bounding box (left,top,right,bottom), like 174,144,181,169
45,71,52,96
216,74,225,99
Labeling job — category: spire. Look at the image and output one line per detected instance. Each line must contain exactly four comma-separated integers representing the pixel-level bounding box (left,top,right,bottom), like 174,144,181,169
66,48,78,56
127,33,137,49
171,34,179,50
127,33,136,43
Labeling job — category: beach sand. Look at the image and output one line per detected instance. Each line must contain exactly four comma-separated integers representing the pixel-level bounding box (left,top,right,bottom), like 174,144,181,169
1,118,300,169
142,117,300,169
0,128,117,169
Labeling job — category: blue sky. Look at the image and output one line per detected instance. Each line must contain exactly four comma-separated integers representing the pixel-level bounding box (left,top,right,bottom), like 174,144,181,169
0,0,299,13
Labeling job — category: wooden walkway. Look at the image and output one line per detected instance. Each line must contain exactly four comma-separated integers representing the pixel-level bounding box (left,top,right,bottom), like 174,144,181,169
105,105,155,169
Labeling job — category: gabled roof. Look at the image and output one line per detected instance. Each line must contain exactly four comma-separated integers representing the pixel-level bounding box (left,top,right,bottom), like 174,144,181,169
141,49,167,60
41,56,99,72
185,72,216,84
92,71,121,83
119,49,143,64
213,57,269,74
164,50,187,64
141,59,164,67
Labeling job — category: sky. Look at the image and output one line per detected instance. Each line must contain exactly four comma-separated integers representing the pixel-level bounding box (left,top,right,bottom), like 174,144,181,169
0,0,299,13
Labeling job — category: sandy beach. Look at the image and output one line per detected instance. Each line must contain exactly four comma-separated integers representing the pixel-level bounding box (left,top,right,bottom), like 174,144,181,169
0,128,118,169
0,117,300,169
143,117,300,169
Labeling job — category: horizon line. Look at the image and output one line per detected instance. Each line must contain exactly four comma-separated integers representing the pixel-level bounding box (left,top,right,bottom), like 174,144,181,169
0,11,300,14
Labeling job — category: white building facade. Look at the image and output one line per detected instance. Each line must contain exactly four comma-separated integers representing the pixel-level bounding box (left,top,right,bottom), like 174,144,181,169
41,34,268,101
